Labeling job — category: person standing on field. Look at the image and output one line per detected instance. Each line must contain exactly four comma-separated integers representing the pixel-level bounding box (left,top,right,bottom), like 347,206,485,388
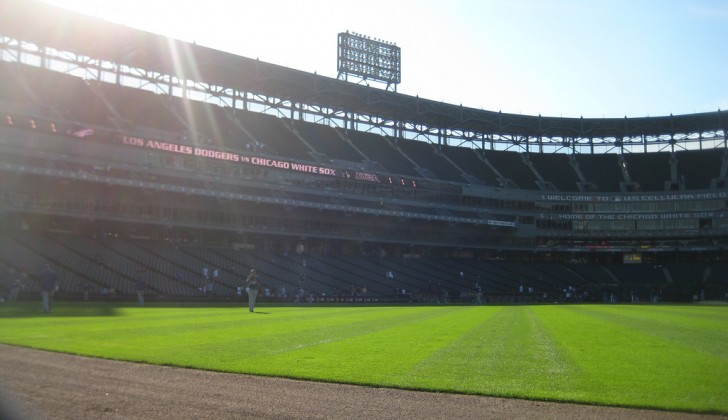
8,268,21,302
246,269,259,312
83,281,92,301
38,264,58,313
474,282,483,305
135,269,146,306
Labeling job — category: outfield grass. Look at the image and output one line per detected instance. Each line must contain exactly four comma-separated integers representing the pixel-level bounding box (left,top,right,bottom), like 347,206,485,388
1,302,726,414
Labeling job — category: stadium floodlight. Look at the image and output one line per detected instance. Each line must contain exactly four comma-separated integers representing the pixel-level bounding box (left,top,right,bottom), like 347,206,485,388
337,31,401,91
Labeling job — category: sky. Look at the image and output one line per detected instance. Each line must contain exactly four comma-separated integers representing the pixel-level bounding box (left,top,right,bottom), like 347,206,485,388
40,0,728,119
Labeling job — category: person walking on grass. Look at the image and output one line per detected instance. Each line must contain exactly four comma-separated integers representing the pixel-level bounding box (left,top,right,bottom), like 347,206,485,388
246,269,259,312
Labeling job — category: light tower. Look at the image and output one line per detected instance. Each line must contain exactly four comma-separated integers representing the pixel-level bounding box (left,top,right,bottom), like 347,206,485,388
337,31,401,92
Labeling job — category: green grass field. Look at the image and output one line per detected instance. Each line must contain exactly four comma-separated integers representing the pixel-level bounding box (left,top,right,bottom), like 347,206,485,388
1,302,726,414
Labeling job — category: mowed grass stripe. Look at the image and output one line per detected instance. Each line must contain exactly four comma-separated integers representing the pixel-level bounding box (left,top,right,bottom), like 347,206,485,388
176,306,466,373
535,305,728,412
565,305,728,360
247,306,491,385
106,306,394,369
399,306,583,399
640,304,728,324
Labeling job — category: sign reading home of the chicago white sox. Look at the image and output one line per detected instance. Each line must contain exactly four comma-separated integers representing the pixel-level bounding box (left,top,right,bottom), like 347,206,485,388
539,211,725,220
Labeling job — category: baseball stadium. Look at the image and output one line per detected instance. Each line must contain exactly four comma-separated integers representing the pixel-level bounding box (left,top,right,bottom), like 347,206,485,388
0,1,727,418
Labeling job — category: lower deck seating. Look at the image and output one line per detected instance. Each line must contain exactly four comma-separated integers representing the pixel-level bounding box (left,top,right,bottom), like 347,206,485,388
1,232,724,302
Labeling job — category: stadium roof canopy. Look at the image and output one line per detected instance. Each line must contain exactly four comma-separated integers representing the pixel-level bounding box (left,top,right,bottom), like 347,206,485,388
1,0,727,145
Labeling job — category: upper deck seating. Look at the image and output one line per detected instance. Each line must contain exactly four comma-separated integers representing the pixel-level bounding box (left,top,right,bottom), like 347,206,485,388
574,153,623,192
529,153,581,191
482,150,538,189
623,152,672,191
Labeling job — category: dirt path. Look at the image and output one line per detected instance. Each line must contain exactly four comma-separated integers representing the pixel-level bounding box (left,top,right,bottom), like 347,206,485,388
0,344,721,419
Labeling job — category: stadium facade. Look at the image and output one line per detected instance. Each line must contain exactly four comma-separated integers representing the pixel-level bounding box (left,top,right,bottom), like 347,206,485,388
1,1,727,303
